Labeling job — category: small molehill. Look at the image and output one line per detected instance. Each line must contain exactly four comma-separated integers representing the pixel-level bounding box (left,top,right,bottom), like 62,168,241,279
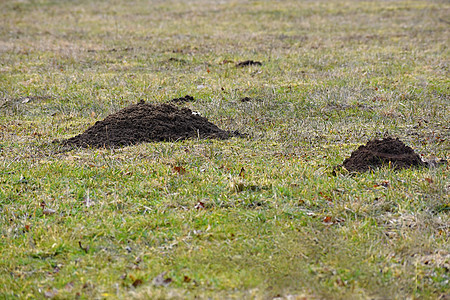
343,137,426,172
236,60,262,67
61,101,243,148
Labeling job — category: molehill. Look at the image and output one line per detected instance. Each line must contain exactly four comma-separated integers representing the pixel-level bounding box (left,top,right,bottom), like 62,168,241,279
61,100,243,148
343,137,426,172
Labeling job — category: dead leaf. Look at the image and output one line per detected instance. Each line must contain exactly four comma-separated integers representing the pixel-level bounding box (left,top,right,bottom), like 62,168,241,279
183,275,191,283
194,201,205,210
152,271,172,287
132,279,143,288
336,277,346,286
173,166,186,175
425,178,433,184
322,216,345,225
319,192,332,202
322,216,333,224
219,165,230,171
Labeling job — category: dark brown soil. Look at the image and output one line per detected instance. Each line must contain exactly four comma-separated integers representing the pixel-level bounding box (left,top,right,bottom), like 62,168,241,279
240,97,262,103
343,137,426,172
168,57,187,63
170,95,195,104
236,60,262,67
61,101,243,148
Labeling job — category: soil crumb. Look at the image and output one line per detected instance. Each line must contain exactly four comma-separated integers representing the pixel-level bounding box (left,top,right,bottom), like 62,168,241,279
61,101,243,148
240,97,262,103
168,57,187,63
236,60,262,67
343,137,426,172
170,95,195,104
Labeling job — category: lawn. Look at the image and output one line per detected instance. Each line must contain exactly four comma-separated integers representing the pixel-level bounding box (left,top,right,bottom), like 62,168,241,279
0,0,449,299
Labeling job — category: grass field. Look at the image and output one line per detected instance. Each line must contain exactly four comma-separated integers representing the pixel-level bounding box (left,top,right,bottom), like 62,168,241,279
1,0,449,299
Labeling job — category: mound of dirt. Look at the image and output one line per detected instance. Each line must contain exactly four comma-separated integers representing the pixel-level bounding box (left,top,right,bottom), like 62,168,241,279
61,101,243,148
343,137,426,172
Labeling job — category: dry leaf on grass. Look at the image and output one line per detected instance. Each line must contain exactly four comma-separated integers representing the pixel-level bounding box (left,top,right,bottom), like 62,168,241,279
194,201,205,210
173,166,186,175
132,279,143,288
322,216,345,225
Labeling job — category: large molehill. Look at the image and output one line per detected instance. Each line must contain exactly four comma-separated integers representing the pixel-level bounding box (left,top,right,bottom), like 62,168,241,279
61,101,243,148
343,137,426,172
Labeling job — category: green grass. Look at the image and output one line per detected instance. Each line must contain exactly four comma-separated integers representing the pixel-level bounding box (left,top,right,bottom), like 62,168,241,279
1,0,449,299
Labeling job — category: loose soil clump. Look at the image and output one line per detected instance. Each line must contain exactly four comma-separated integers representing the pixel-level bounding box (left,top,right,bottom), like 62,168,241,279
236,60,262,67
61,101,243,148
170,95,195,104
343,137,426,172
240,97,262,103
